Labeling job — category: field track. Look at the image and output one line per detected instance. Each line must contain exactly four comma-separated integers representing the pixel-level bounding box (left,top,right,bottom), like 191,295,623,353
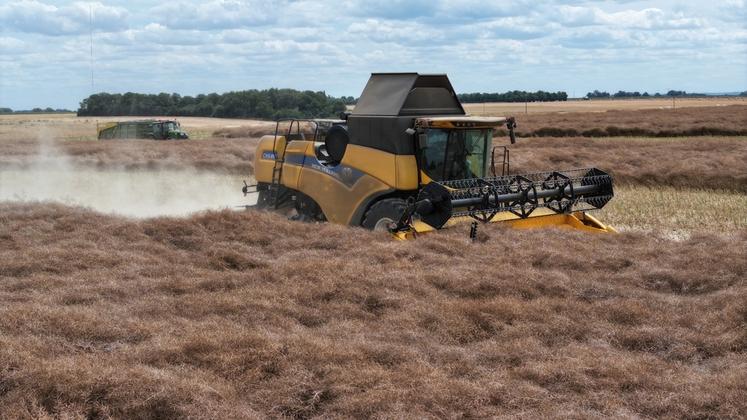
1,102,745,418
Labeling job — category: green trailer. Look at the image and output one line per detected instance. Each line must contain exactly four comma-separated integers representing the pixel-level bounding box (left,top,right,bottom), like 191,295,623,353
97,120,189,140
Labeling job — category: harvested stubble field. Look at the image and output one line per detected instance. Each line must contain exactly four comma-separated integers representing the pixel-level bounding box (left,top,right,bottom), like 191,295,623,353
598,186,747,234
1,205,745,418
462,96,747,115
508,136,747,193
0,113,275,142
0,135,258,175
219,104,747,139
1,106,746,418
498,105,747,138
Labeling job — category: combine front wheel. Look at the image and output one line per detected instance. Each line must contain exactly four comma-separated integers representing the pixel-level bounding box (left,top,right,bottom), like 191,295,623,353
362,198,408,232
255,183,294,210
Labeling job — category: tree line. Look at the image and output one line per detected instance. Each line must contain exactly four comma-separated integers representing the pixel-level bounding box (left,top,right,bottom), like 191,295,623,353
583,90,739,99
0,107,73,114
458,91,568,103
21,87,747,119
77,89,349,119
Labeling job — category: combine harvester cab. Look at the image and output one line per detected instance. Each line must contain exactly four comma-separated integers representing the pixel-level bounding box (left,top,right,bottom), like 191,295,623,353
247,73,615,239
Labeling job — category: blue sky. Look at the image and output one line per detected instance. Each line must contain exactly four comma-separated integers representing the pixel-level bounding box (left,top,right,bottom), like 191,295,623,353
1,0,745,109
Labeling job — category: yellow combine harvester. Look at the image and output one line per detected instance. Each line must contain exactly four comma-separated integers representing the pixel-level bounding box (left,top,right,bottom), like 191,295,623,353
244,73,614,239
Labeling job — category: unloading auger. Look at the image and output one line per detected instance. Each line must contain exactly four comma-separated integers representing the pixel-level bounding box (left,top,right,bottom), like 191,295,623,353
245,72,616,239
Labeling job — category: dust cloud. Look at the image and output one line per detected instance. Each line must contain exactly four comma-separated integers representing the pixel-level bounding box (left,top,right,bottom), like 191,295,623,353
0,133,256,218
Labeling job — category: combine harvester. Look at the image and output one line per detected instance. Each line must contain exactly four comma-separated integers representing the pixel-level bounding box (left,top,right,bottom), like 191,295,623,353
244,73,614,239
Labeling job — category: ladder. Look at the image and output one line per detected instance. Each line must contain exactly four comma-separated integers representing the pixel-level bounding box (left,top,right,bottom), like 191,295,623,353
267,120,303,208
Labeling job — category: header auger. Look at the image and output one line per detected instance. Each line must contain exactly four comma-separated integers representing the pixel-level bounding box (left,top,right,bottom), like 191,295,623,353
244,73,615,239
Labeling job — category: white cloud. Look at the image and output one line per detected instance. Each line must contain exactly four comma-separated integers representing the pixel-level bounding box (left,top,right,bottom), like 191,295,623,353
347,19,442,43
718,0,747,22
0,0,129,35
435,0,530,20
556,6,703,30
151,0,281,30
0,36,27,53
0,0,745,109
344,0,437,20
473,16,551,40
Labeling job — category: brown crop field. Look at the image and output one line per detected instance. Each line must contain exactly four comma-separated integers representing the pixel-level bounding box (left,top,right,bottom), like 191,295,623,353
507,136,747,193
496,105,747,138
225,104,747,139
1,101,746,418
1,206,745,418
462,96,747,115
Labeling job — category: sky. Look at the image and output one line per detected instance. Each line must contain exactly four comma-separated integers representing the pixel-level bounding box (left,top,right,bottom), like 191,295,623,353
1,0,746,109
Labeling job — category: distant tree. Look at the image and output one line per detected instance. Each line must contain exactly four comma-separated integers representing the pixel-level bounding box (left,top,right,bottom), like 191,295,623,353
585,90,611,99
0,107,72,114
665,90,709,98
613,91,641,98
585,90,710,99
458,90,568,103
740,91,747,97
194,101,214,116
339,96,357,105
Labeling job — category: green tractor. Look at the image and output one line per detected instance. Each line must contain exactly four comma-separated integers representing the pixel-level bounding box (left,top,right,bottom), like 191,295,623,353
97,119,189,140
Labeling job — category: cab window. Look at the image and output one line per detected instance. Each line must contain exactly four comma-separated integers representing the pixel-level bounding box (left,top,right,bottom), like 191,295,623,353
421,128,492,181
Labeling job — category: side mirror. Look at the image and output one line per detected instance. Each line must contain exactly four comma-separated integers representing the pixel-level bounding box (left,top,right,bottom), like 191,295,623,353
506,117,517,144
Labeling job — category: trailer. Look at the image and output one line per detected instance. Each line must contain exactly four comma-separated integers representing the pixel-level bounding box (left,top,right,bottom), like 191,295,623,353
97,120,188,140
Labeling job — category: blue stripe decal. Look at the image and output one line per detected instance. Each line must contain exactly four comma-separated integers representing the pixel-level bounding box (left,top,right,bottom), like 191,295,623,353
284,153,306,166
283,153,365,188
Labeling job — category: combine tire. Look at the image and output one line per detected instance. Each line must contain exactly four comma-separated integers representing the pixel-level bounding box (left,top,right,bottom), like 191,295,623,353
362,198,407,232
256,184,294,210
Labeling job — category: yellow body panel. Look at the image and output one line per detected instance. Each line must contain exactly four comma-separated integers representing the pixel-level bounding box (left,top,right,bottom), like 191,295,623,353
254,135,287,184
340,144,418,190
280,141,311,190
255,138,414,190
297,167,391,224
256,140,395,225
340,144,396,187
395,155,419,190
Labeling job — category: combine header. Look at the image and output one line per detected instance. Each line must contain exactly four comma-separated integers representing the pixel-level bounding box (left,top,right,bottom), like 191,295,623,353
244,73,615,238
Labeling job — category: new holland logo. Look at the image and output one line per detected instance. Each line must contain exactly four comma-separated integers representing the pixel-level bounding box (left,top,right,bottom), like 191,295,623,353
261,151,276,160
340,167,354,184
